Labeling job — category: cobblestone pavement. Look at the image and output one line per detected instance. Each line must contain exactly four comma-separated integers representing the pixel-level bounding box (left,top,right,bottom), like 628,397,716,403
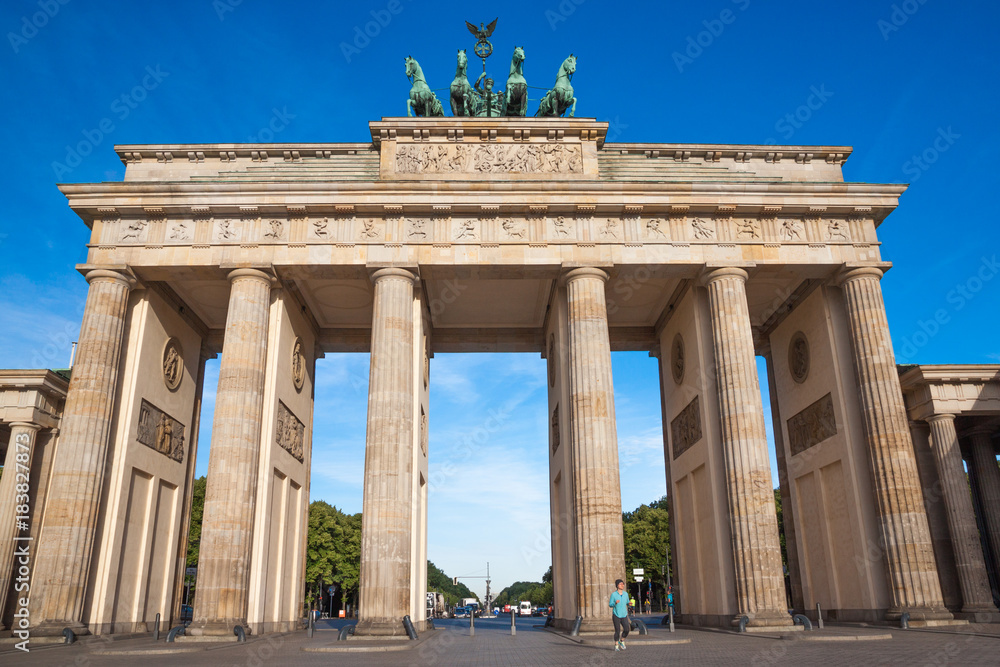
2,615,999,666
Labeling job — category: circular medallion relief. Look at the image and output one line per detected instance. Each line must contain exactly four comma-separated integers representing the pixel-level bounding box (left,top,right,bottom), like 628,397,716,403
671,334,685,385
548,334,557,388
789,331,809,384
162,338,183,391
291,337,306,392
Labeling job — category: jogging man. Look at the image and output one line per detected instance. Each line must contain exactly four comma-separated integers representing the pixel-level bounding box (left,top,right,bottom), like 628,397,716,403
609,579,630,651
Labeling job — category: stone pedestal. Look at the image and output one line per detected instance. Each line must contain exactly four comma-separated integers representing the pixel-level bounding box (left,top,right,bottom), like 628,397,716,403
703,268,791,627
190,269,273,636
926,415,996,613
0,422,41,629
837,267,950,621
563,268,626,633
355,268,418,637
968,430,1000,585
29,269,134,636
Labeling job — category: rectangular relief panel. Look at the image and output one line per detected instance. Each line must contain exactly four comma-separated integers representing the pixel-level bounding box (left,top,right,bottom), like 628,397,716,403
136,399,186,463
275,401,305,462
786,393,836,456
671,396,702,460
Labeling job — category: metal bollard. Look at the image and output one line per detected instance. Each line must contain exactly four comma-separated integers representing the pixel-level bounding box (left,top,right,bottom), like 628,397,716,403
669,606,675,633
154,612,161,641
469,609,475,637
816,603,824,630
308,609,314,638
570,615,582,637
403,615,418,640
510,609,516,636
737,615,750,633
900,612,910,630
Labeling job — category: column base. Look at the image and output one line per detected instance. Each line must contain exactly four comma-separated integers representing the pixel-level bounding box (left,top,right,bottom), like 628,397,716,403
885,606,953,622
186,620,251,637
26,620,90,638
353,618,412,637
960,604,999,615
548,615,614,634
732,610,794,628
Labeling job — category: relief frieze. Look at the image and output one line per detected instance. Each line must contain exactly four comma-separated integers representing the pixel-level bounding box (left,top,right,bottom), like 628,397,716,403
780,219,805,241
671,396,702,460
137,399,185,463
276,401,305,462
787,393,837,456
394,143,582,175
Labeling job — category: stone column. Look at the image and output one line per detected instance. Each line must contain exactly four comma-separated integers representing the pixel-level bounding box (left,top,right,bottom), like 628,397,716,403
190,269,273,636
563,268,626,633
837,267,950,620
0,422,41,629
926,415,997,613
356,268,417,636
968,429,1000,585
29,269,134,636
703,268,791,627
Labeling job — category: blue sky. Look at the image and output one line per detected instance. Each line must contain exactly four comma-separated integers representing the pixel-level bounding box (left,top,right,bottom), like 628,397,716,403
2,0,998,599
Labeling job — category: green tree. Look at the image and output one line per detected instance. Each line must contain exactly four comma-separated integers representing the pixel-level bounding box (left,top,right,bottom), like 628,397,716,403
622,497,670,584
185,476,206,568
426,561,476,607
305,501,362,613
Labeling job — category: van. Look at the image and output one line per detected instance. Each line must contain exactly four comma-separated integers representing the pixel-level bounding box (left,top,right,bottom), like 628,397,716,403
518,601,531,616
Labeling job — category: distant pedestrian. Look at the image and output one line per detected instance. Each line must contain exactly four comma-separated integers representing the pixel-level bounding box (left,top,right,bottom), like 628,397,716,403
610,579,630,651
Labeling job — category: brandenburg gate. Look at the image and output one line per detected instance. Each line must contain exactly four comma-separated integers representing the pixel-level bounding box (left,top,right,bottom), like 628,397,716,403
2,115,999,638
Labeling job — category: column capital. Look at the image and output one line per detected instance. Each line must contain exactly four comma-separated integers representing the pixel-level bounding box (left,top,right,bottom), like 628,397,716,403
700,266,749,286
8,421,41,432
85,268,135,289
836,266,884,287
227,267,277,286
966,426,998,440
926,413,957,426
370,267,418,286
561,267,609,285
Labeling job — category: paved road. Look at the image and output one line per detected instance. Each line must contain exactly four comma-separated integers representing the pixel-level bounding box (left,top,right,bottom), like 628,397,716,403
3,615,999,666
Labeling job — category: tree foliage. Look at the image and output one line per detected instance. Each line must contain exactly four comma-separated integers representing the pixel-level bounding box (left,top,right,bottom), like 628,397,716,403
185,476,207,568
305,500,362,610
622,496,670,585
494,569,553,607
426,561,476,607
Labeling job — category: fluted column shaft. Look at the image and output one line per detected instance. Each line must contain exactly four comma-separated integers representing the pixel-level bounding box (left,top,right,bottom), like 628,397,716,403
356,268,417,636
704,268,791,626
30,269,133,635
563,268,625,632
838,267,949,620
191,269,273,635
0,422,41,629
968,430,1000,584
926,415,996,612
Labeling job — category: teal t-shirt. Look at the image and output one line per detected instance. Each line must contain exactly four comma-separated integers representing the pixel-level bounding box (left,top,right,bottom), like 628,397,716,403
609,590,629,618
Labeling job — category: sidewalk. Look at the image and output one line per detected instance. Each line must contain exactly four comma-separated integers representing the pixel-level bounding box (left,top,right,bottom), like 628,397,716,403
2,616,998,666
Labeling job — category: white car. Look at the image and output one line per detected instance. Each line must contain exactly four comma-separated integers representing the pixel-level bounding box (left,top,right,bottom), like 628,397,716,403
518,601,532,616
